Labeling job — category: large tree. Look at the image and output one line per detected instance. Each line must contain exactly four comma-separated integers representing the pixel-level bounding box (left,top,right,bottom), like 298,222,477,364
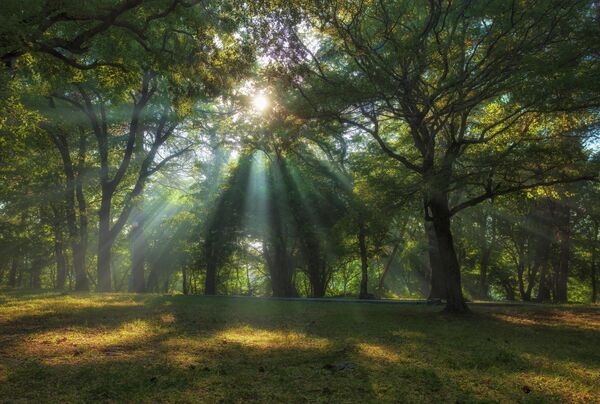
274,0,599,311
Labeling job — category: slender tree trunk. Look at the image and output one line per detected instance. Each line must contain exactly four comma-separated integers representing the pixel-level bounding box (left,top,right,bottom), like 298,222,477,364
146,265,160,292
358,223,370,299
428,192,468,313
555,205,570,303
182,267,189,295
97,195,112,292
129,203,145,293
535,234,552,302
8,257,18,288
478,214,493,300
591,221,598,303
379,242,400,292
30,258,42,289
129,124,146,293
478,256,489,300
51,129,89,291
425,221,446,299
53,223,67,289
517,263,528,301
74,131,89,291
592,263,597,304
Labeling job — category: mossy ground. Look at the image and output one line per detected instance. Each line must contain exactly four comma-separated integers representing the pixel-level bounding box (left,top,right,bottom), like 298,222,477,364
0,291,598,403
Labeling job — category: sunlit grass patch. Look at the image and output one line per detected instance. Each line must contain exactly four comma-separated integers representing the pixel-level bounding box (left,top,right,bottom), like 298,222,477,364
0,292,598,403
491,307,600,331
14,319,166,366
216,325,330,350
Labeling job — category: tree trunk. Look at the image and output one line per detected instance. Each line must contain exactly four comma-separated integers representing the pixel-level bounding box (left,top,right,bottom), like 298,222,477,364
478,255,490,300
379,242,400,292
428,192,468,313
592,262,597,304
30,258,42,289
425,221,446,299
205,259,217,295
478,214,493,300
146,265,160,293
182,267,189,295
535,235,552,302
555,205,570,303
591,221,598,303
8,257,18,288
97,195,112,292
358,223,370,299
129,123,146,293
52,129,89,291
74,131,89,291
129,203,145,293
264,241,297,297
53,223,67,290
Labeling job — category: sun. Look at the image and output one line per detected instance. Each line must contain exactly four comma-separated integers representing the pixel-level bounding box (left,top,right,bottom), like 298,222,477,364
252,93,270,113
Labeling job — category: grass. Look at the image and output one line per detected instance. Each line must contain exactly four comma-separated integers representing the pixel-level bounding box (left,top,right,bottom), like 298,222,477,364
0,291,599,403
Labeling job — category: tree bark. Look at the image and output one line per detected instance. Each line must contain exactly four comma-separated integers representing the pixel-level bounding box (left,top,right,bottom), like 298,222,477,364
590,221,598,303
182,267,189,295
555,204,570,303
52,220,68,290
8,257,18,288
49,128,89,291
129,203,145,293
425,221,446,299
205,256,217,295
358,223,370,299
97,194,113,292
379,242,400,292
30,258,42,289
428,191,468,313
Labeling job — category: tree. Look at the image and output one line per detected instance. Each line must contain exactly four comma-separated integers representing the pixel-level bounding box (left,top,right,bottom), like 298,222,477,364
275,0,598,311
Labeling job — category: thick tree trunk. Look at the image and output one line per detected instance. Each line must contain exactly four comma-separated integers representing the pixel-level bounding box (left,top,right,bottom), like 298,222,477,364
306,259,327,297
97,196,112,292
72,241,88,291
301,236,328,298
265,242,297,297
358,223,370,299
425,221,446,299
129,204,145,293
428,193,468,313
205,259,217,295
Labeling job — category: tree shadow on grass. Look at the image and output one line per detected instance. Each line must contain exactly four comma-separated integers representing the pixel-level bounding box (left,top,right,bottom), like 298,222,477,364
1,293,599,402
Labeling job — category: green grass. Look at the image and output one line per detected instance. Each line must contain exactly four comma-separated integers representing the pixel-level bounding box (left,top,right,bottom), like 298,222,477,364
0,291,599,403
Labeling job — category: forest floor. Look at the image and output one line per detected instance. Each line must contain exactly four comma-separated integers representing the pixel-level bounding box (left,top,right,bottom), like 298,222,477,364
0,291,598,403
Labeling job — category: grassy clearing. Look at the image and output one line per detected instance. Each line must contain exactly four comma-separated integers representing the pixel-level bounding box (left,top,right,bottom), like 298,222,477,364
0,291,599,403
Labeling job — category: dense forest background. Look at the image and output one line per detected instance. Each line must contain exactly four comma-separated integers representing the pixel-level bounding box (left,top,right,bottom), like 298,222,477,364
1,0,599,312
